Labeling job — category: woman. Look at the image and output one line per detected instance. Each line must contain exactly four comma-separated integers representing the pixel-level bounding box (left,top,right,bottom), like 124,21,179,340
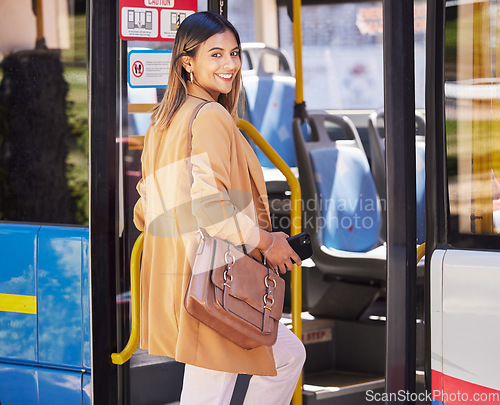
133,11,305,404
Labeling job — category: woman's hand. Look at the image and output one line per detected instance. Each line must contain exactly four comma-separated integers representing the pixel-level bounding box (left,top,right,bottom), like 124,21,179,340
259,231,302,274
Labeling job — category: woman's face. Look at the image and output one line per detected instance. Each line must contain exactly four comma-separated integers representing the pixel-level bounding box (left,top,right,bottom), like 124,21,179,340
185,30,241,100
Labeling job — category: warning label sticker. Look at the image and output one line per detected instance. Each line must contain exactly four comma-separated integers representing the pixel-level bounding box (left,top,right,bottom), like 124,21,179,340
160,9,194,39
121,7,159,39
119,0,197,41
128,50,172,88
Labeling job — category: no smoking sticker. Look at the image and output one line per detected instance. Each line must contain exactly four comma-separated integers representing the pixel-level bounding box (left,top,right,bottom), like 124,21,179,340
128,50,172,88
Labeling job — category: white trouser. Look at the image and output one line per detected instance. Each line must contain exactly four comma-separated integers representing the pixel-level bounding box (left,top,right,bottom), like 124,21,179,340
180,322,306,405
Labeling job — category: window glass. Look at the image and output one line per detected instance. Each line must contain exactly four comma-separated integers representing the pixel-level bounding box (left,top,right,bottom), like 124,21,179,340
277,1,426,110
0,0,88,225
445,0,500,235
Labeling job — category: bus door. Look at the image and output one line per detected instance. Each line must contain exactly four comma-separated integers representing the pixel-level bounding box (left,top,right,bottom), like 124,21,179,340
88,2,250,404
426,1,500,403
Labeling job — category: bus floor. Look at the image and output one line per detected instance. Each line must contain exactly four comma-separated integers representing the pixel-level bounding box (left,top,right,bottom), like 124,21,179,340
129,312,425,405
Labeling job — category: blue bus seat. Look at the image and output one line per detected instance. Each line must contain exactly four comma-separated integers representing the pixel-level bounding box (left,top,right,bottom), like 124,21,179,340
415,138,426,244
293,112,386,282
243,75,296,167
310,147,381,252
241,43,302,169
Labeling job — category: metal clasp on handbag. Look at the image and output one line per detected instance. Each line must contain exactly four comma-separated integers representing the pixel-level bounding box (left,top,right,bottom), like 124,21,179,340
223,245,235,288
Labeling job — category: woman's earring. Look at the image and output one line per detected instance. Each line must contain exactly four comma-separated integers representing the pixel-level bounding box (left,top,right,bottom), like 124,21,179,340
190,71,193,82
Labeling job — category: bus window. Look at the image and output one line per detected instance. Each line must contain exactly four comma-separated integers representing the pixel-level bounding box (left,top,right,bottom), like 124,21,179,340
445,0,500,236
275,0,426,111
0,2,88,226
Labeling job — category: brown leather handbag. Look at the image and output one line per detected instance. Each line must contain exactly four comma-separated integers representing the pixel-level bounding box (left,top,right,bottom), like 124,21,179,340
184,230,285,349
183,101,285,349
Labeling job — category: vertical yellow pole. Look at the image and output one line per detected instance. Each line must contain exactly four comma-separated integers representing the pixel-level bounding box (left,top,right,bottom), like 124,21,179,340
472,2,493,234
456,3,474,233
35,0,45,43
291,1,304,403
494,5,500,185
292,0,304,106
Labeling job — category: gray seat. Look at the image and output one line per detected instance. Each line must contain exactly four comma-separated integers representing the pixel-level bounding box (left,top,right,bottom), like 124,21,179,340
293,112,386,283
368,110,426,243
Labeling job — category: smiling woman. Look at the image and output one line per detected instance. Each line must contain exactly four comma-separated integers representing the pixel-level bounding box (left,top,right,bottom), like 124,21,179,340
133,11,305,405
182,30,242,100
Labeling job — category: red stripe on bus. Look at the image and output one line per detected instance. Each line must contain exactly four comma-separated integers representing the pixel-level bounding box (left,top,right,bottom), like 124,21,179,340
431,369,500,405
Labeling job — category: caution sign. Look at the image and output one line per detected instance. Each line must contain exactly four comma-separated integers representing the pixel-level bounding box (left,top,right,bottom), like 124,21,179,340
128,50,172,88
120,0,197,41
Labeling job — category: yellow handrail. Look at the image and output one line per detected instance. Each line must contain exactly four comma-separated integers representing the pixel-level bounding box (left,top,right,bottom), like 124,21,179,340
237,119,303,404
111,232,144,365
417,243,426,264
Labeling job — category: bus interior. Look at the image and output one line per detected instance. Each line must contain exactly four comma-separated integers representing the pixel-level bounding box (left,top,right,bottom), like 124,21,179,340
1,0,500,404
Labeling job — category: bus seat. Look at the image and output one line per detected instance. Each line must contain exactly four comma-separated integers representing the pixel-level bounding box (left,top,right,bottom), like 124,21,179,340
241,43,301,168
243,75,296,167
367,110,386,211
416,138,426,244
368,110,426,243
293,112,386,282
310,147,381,252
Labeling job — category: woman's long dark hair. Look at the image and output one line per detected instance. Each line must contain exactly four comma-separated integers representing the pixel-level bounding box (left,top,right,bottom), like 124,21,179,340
151,12,242,129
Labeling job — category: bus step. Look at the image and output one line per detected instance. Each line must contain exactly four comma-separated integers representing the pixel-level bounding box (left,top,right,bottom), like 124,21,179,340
130,349,251,405
130,348,184,405
303,371,384,404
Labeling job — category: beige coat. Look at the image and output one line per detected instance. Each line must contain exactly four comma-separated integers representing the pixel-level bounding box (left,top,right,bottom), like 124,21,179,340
133,83,277,375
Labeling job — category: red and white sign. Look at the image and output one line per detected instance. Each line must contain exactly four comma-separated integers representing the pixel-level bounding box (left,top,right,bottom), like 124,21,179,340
302,327,332,345
132,60,144,77
119,0,197,41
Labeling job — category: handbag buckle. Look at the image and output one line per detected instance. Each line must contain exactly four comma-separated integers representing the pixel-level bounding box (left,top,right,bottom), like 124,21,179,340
263,293,275,308
224,250,236,265
264,274,277,288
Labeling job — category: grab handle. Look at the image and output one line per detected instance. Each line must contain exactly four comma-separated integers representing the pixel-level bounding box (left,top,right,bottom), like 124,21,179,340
111,232,144,365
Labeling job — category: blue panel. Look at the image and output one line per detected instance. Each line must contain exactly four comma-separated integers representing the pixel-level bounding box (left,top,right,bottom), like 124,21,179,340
310,147,380,252
38,226,87,368
82,234,91,370
82,372,92,405
0,363,38,403
0,312,37,361
39,368,82,405
0,223,39,361
0,223,38,294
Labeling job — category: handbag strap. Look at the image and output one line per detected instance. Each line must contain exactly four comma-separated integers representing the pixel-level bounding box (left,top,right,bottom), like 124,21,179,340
151,100,251,256
187,101,212,157
186,103,250,256
151,101,211,220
